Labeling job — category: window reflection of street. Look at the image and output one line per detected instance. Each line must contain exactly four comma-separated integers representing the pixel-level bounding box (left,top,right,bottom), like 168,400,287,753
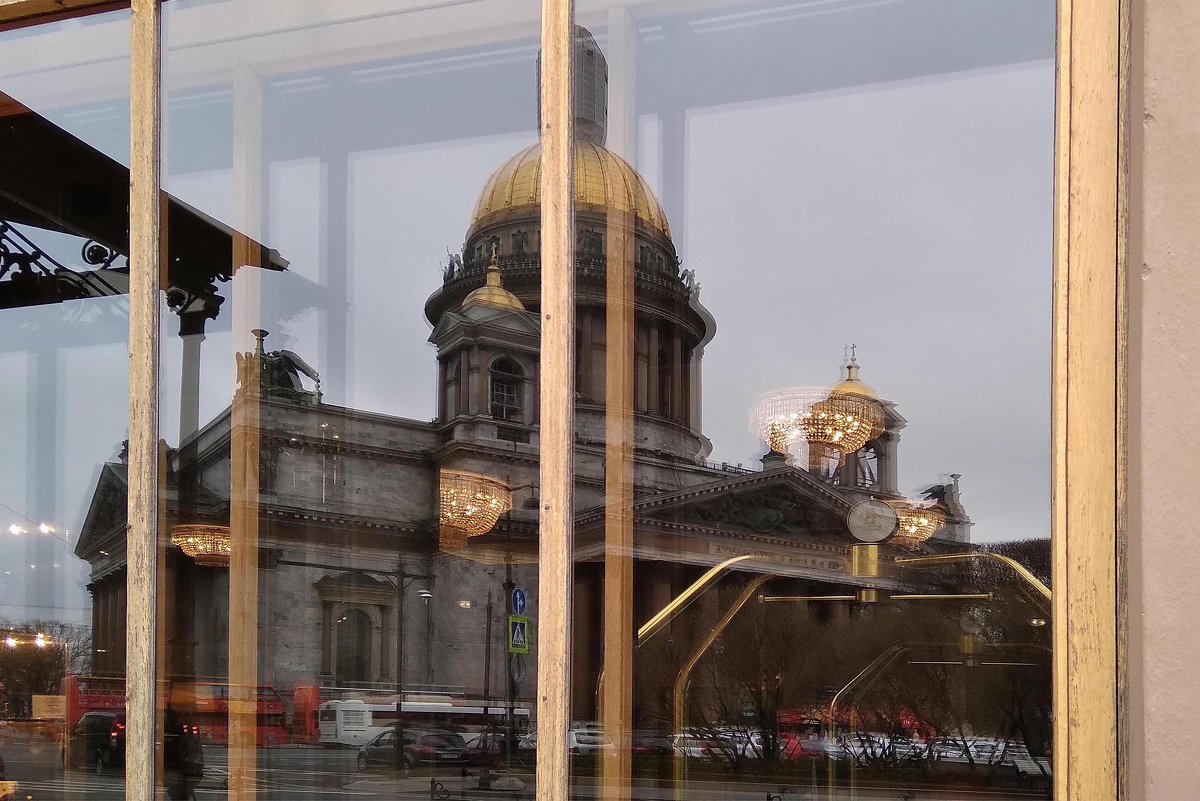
0,1,1057,799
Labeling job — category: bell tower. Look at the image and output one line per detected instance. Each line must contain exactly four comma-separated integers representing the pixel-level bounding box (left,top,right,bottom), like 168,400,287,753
430,249,541,446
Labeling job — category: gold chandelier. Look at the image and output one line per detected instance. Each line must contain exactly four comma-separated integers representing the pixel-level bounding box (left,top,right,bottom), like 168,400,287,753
439,525,469,550
439,471,512,544
801,386,884,471
751,382,883,473
885,501,946,549
751,387,828,455
170,524,232,567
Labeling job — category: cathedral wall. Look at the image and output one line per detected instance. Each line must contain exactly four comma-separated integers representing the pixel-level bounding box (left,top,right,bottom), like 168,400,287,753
428,554,540,701
262,561,327,691
574,406,708,461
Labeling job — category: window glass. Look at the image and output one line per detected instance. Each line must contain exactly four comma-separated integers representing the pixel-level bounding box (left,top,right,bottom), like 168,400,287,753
153,0,544,797
576,1,1054,799
0,7,131,799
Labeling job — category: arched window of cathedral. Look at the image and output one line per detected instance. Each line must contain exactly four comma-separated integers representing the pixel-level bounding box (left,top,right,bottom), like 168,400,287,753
334,608,372,685
490,357,524,421
855,442,880,489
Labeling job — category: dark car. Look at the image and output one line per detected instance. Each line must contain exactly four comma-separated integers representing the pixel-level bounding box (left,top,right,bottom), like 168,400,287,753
462,729,511,767
357,728,468,772
633,731,673,756
64,712,125,774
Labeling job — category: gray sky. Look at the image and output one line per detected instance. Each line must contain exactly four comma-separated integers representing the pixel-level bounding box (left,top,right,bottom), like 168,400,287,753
0,1,1054,624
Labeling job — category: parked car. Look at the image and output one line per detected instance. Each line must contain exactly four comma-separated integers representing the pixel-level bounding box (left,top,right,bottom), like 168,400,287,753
996,743,1052,776
516,725,612,756
889,737,927,761
567,726,612,756
64,712,126,775
632,731,673,756
462,729,511,766
782,734,844,761
357,728,468,772
669,733,728,760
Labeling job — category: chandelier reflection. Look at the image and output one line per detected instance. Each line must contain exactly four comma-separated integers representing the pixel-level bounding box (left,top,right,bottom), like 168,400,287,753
886,500,946,549
439,525,470,551
170,524,232,567
439,471,512,549
751,353,884,474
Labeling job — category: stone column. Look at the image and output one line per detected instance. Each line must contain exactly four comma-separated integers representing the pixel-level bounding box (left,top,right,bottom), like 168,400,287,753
477,347,490,414
671,331,683,421
648,326,660,412
458,351,470,414
580,312,593,400
437,359,448,420
319,601,333,676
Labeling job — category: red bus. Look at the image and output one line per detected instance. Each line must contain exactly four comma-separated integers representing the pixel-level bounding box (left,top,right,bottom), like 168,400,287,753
63,675,124,727
62,675,289,747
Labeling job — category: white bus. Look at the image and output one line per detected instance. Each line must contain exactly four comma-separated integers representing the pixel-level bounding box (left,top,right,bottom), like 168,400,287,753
318,698,531,747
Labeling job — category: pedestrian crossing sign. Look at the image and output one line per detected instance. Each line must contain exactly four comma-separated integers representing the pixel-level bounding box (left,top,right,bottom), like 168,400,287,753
508,615,530,654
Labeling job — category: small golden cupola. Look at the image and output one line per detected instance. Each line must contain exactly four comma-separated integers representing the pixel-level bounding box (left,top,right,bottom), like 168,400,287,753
460,245,525,313
831,346,879,399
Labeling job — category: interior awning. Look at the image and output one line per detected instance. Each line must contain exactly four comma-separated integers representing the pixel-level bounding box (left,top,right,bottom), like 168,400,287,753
0,91,288,325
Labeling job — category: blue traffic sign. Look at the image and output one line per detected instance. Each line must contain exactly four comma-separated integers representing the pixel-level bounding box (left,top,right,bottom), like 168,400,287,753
512,587,527,616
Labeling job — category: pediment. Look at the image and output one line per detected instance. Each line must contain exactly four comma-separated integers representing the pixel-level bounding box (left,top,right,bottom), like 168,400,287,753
580,465,855,541
663,484,826,535
429,307,541,346
76,462,129,559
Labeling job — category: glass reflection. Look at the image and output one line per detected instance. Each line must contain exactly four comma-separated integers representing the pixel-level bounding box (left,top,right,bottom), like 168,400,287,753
0,7,133,801
0,1,1055,800
580,1,1053,799
157,1,546,798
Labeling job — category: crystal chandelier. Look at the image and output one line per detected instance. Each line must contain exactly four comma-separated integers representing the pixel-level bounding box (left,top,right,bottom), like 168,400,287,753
170,524,232,567
885,501,946,549
439,525,469,550
439,471,512,541
751,387,829,455
751,382,883,474
801,385,885,473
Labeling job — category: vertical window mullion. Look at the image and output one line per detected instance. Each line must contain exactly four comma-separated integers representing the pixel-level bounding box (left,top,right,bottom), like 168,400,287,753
126,0,162,799
535,0,575,799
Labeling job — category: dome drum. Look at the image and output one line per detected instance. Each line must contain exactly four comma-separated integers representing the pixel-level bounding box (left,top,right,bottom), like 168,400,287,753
424,249,709,342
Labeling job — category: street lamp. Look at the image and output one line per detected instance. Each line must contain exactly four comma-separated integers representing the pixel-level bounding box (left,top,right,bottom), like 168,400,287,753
393,572,432,772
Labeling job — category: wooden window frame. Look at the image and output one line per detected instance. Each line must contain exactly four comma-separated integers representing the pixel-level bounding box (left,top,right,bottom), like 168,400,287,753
0,0,1126,798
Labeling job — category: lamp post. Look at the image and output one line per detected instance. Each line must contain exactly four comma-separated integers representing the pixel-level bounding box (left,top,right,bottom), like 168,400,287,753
393,568,431,773
502,568,516,766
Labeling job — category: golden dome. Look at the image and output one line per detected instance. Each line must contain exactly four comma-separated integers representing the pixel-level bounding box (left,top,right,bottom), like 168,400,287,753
832,352,878,399
832,376,878,400
468,140,671,241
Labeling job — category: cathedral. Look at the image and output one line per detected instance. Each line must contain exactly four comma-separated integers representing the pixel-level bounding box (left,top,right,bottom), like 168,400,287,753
74,28,970,721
